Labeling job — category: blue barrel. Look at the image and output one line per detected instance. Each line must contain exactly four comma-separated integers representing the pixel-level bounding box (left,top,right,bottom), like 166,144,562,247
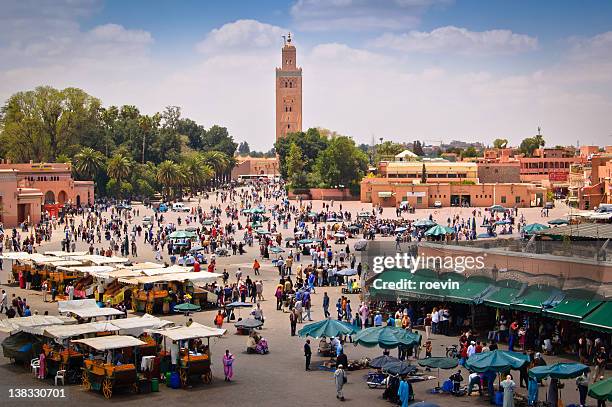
494,391,504,406
170,372,181,389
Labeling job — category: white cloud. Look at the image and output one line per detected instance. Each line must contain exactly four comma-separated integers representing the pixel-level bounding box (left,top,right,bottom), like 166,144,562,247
568,31,612,62
196,19,287,53
368,26,538,55
290,0,450,31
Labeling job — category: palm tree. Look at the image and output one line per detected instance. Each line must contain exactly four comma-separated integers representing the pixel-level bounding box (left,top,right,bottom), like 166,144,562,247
201,151,229,184
106,153,132,183
182,153,214,195
157,160,180,199
74,147,105,180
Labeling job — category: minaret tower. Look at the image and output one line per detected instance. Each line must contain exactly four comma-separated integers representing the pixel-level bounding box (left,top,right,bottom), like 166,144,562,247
275,32,302,141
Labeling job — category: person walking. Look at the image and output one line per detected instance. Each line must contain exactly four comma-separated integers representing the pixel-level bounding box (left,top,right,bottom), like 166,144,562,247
576,372,589,407
253,259,260,276
334,364,346,401
323,292,330,318
501,374,516,407
223,349,234,382
0,289,7,313
304,339,312,371
290,309,298,336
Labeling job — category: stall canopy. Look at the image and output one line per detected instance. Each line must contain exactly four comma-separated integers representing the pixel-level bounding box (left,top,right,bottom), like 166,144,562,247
141,265,191,276
464,350,530,373
148,322,225,340
508,284,564,313
544,291,604,322
72,335,145,351
70,255,128,265
44,251,88,257
529,362,589,380
120,271,220,285
44,322,119,341
580,302,612,333
353,326,421,349
298,319,358,339
483,280,525,308
588,377,612,402
0,315,76,335
58,299,125,318
106,314,173,336
68,265,116,277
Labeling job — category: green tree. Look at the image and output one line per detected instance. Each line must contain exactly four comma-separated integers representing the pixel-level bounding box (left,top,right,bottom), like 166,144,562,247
286,143,307,188
157,160,180,199
201,150,229,183
202,125,237,157
275,128,329,179
314,136,368,189
106,153,132,183
421,163,427,183
375,141,404,162
493,138,508,148
74,147,105,180
519,135,546,157
238,141,250,155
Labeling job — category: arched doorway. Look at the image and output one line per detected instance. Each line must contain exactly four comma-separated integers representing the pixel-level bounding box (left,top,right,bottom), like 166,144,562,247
76,195,81,206
58,191,67,204
44,191,55,204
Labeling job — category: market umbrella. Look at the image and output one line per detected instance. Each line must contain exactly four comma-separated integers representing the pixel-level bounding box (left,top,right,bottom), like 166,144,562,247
358,212,371,218
418,357,458,388
169,230,197,239
495,219,511,225
354,240,368,251
548,218,569,225
185,226,198,232
284,236,295,242
202,220,214,226
523,223,550,234
424,224,451,236
225,302,253,309
298,319,358,339
413,219,435,227
173,303,201,313
369,355,400,369
297,238,314,244
489,205,507,213
465,350,529,373
529,362,589,380
588,377,612,402
383,360,417,376
477,233,495,239
256,229,270,235
334,232,346,238
251,207,265,214
336,268,358,277
234,318,263,329
353,326,420,349
270,246,285,254
348,225,360,231
394,227,407,233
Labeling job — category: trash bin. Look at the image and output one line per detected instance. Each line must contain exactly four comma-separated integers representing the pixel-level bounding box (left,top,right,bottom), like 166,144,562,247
170,371,181,389
151,378,159,392
165,372,172,387
494,391,504,406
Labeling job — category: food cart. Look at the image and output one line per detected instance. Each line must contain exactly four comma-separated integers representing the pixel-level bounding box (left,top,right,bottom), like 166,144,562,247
58,299,125,322
73,336,145,399
148,322,225,388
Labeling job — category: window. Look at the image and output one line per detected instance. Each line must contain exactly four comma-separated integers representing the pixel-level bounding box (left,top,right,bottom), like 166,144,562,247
289,106,292,112
287,124,290,129
416,197,422,204
501,196,507,203
515,196,521,204
289,82,293,88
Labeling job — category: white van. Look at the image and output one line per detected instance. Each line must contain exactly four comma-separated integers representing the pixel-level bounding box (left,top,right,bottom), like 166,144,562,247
172,203,190,212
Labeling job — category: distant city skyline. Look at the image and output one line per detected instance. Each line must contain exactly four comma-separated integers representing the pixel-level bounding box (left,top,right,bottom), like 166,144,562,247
1,0,611,150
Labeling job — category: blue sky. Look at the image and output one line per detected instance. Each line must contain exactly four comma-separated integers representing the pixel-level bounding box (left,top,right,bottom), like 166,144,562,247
1,0,611,149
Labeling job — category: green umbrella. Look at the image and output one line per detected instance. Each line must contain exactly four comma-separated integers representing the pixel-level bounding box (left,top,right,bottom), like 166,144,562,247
270,246,285,254
523,223,550,234
425,224,452,236
529,362,589,380
173,303,201,312
169,230,197,239
589,377,612,402
418,357,458,388
202,220,214,226
464,350,529,373
298,319,358,339
413,219,435,227
251,207,265,214
548,218,569,225
353,326,420,349
489,205,507,213
256,229,270,235
297,238,314,244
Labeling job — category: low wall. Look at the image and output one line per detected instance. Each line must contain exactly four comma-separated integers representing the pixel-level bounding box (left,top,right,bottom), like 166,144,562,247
288,188,359,201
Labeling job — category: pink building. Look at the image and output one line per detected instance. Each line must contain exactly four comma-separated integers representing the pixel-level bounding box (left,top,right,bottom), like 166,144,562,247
0,162,94,227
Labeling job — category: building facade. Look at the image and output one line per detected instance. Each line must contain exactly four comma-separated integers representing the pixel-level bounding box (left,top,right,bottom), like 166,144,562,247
378,160,479,183
275,33,302,141
0,162,94,226
230,156,280,180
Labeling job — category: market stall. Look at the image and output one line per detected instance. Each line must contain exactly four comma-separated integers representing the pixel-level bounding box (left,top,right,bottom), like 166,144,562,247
58,299,125,320
73,336,145,399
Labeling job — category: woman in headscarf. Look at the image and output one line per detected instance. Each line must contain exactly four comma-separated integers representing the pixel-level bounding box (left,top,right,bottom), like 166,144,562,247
223,349,234,382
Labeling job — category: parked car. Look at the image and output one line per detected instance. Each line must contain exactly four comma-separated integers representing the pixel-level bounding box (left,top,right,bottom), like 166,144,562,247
142,216,153,227
433,201,442,208
172,202,190,212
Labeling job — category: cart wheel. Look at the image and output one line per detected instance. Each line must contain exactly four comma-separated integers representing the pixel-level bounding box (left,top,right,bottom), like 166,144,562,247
132,382,139,394
203,371,212,384
179,369,188,387
102,378,113,399
82,371,90,390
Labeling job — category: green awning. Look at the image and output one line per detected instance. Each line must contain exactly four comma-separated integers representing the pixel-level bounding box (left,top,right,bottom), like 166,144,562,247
544,291,604,322
580,302,612,333
509,285,564,313
445,276,493,304
483,280,525,308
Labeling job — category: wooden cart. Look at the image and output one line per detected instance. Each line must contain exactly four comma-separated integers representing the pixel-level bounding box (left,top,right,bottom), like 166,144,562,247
72,335,146,399
179,352,212,387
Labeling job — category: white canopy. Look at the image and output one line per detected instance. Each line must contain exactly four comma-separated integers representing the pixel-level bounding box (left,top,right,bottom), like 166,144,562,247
45,251,88,257
58,299,124,318
124,262,166,270
109,314,173,336
148,322,225,341
67,265,117,277
72,335,145,351
48,260,84,267
120,271,220,285
0,315,76,335
70,255,128,265
43,322,119,340
142,265,191,276
0,252,34,260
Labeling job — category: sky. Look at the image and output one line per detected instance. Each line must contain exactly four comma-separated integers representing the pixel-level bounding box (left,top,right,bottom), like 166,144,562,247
1,0,611,150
